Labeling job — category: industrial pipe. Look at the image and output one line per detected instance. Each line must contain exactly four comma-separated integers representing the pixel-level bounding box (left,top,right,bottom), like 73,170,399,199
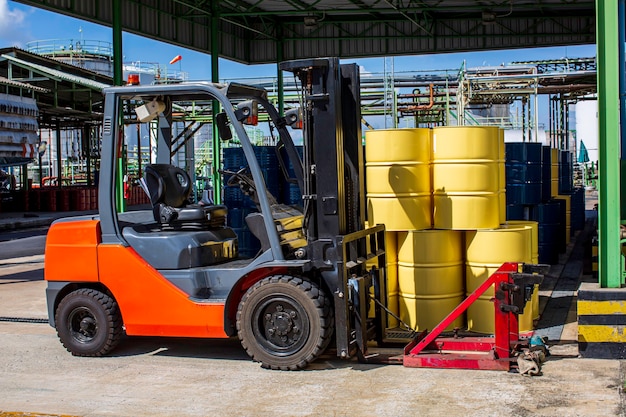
398,84,435,111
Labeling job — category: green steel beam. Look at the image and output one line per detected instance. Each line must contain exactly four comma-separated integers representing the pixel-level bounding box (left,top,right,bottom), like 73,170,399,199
112,0,126,212
211,4,222,205
112,0,123,86
596,0,622,288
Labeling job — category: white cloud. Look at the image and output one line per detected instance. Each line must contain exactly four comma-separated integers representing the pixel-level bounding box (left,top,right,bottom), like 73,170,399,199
359,65,372,76
0,0,29,47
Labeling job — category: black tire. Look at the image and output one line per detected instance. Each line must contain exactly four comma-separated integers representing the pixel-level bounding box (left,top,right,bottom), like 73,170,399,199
236,275,334,370
55,288,123,357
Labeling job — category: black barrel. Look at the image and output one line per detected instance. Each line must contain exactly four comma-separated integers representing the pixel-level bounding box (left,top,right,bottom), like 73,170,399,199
541,146,552,202
506,203,529,220
505,142,543,205
531,201,562,264
568,187,586,232
559,150,573,194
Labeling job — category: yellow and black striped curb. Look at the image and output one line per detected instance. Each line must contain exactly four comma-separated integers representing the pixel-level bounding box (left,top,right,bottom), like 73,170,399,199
578,282,626,359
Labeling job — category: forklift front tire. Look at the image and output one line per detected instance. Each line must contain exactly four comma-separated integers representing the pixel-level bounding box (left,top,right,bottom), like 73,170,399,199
236,275,334,370
55,288,123,357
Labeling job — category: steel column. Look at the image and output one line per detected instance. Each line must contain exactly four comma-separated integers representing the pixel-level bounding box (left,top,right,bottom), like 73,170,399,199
619,0,626,161
55,124,62,189
211,5,222,204
112,0,123,86
277,26,285,117
596,0,622,288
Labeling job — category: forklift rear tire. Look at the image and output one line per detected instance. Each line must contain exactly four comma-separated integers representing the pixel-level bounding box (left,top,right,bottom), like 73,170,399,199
236,275,334,370
55,288,123,357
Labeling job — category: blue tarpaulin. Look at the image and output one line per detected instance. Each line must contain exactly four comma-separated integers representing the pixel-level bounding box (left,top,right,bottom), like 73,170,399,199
578,140,590,163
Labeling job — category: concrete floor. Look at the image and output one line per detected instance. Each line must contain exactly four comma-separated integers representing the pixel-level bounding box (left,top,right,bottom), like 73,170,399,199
0,242,624,417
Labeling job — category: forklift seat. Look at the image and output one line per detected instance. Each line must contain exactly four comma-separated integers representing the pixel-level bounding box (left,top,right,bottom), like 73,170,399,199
144,164,227,229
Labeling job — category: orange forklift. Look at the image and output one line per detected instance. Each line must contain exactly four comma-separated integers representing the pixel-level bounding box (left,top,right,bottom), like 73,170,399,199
44,58,389,370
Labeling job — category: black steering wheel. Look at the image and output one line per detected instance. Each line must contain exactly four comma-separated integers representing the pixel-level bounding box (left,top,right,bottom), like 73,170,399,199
221,167,256,190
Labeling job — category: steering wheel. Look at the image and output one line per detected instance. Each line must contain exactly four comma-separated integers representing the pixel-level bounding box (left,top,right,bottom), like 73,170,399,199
221,167,256,190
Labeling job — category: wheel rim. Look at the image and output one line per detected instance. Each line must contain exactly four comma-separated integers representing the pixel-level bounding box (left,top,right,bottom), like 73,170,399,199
251,295,310,357
67,306,98,344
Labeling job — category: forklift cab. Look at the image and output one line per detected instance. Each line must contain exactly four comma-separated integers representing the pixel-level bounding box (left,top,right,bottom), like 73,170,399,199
100,82,305,271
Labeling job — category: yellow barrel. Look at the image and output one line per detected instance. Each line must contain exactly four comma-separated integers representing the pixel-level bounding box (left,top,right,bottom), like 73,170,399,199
465,226,533,334
554,195,571,244
397,230,465,332
504,220,540,321
432,126,500,160
551,148,559,197
368,197,432,231
504,221,538,263
432,126,501,230
366,129,432,231
365,128,431,163
433,162,499,192
433,192,500,230
498,129,506,224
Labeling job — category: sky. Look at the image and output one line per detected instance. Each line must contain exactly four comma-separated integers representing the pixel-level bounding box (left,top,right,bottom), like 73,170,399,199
0,0,597,82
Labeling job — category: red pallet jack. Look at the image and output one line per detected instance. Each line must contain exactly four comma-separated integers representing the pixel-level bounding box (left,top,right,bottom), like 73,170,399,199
402,262,548,371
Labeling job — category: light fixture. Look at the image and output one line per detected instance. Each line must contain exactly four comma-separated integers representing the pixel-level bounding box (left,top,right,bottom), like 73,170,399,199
482,11,496,25
304,16,318,30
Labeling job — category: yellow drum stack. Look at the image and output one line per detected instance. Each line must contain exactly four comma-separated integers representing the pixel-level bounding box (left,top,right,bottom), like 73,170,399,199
432,126,501,230
365,126,538,335
366,129,432,231
365,128,432,330
397,230,465,331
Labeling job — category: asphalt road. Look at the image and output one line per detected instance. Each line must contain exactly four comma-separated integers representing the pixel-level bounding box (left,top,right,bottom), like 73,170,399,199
0,227,47,260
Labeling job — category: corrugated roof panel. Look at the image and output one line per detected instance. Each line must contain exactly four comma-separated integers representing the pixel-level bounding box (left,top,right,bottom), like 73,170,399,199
0,76,49,93
177,18,192,46
192,24,209,51
140,7,159,35
73,0,96,18
0,54,110,90
121,2,139,32
97,1,112,21
15,0,596,65
160,15,174,40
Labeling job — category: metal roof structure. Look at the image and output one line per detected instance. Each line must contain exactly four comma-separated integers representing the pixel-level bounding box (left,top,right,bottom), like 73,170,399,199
0,75,49,93
0,48,113,127
16,0,595,65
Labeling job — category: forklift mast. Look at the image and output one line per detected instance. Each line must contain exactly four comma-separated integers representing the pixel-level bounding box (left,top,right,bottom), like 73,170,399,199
280,58,367,258
281,58,386,359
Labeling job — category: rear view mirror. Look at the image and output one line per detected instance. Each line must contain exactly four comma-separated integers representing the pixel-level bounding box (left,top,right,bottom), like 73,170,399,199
216,112,233,141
